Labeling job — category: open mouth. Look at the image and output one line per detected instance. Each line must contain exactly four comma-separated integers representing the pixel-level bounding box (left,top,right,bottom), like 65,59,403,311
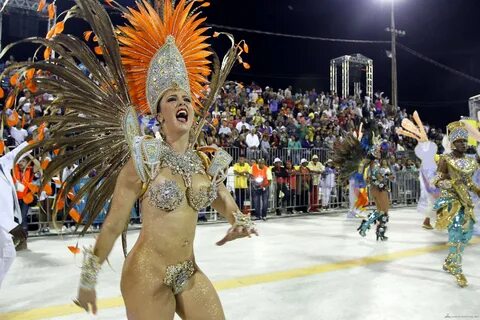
175,108,189,123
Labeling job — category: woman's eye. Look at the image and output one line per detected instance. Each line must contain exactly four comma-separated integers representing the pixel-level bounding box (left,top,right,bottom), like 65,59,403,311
184,98,191,103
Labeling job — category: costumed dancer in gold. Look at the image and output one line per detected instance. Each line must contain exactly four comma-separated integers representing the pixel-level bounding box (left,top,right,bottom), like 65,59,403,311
1,0,256,318
433,121,479,288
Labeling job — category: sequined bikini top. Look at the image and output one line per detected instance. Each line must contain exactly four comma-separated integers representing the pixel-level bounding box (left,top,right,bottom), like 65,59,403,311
131,137,220,212
147,179,217,212
369,160,392,191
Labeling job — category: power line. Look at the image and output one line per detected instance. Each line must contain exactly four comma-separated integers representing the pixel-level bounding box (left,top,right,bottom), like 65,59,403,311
208,24,480,86
230,72,329,80
397,43,480,86
207,24,390,44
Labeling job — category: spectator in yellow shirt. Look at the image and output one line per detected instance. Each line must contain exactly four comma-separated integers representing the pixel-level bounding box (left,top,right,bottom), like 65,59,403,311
307,154,325,212
233,156,251,211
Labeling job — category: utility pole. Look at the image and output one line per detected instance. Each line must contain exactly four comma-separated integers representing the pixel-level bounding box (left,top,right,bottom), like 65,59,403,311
385,0,405,110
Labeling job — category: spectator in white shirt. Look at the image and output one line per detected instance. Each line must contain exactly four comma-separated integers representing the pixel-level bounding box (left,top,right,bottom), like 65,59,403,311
235,116,250,132
10,123,28,146
246,128,260,149
218,119,231,136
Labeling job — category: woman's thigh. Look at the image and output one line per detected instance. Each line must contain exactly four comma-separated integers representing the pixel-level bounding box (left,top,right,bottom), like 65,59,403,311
175,271,225,320
121,269,176,320
372,189,389,212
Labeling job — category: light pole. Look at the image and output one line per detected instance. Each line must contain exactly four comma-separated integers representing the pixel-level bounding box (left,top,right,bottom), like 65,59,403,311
385,0,405,109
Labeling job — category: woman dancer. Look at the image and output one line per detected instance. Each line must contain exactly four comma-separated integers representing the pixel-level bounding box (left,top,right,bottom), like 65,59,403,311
334,128,394,241
3,0,256,318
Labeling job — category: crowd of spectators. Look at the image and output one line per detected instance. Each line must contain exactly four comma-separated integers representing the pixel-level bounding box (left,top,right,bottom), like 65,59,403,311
0,55,444,229
196,82,446,165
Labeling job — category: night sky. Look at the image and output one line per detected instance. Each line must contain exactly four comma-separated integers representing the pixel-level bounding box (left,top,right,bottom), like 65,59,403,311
4,0,480,128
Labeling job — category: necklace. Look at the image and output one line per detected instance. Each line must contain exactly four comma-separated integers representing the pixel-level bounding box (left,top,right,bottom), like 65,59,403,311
159,142,204,187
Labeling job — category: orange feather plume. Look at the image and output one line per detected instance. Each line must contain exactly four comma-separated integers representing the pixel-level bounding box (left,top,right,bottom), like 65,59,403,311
118,0,211,114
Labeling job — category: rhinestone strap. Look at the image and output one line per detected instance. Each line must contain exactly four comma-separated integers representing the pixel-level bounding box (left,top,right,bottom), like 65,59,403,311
232,211,255,230
79,246,101,290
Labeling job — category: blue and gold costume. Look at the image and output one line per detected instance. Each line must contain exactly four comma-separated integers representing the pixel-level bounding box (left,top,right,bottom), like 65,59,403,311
433,121,478,288
357,155,394,241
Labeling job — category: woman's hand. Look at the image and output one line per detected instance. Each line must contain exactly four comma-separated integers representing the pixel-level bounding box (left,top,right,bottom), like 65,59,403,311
74,287,98,315
216,224,258,246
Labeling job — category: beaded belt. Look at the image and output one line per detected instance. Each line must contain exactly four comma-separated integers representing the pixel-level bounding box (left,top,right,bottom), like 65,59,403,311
163,260,196,295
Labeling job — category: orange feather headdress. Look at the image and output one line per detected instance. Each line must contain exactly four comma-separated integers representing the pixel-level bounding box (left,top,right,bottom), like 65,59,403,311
117,0,212,115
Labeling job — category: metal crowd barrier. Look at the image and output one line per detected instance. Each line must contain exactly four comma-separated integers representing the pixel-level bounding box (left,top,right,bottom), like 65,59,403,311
25,169,420,235
222,147,416,165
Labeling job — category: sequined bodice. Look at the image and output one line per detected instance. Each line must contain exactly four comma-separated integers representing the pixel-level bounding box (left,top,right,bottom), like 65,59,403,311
148,179,217,212
145,144,218,212
444,155,477,184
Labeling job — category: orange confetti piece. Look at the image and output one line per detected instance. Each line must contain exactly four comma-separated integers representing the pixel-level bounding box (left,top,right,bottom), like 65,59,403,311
53,148,60,156
83,30,93,41
46,27,55,39
25,79,38,93
48,3,55,20
242,62,250,70
40,159,50,170
38,123,46,141
43,47,52,60
54,21,65,35
0,87,4,98
37,0,46,12
93,35,98,42
10,73,18,86
200,2,210,7
243,42,249,54
0,140,4,155
43,183,53,196
94,46,103,55
105,0,113,7
68,245,81,254
213,31,220,38
6,94,16,109
26,68,35,80
69,208,81,223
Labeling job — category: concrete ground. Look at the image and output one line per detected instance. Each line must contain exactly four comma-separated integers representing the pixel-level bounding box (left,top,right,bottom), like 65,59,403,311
1,207,479,320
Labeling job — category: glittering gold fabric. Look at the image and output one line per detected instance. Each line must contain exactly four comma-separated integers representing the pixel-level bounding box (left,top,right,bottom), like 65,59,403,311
434,154,478,230
163,260,195,295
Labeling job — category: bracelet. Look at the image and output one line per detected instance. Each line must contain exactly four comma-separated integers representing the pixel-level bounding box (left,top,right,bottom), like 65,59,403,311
79,246,101,290
232,211,255,230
